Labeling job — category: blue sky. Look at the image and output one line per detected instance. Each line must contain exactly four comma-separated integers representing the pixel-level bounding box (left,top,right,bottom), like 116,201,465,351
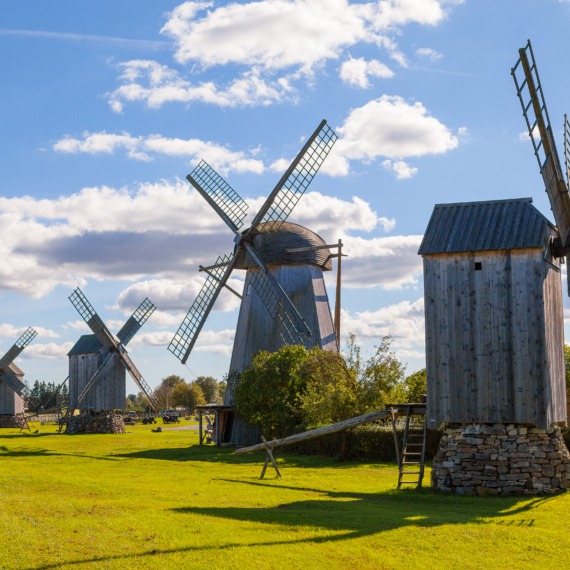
2,0,570,392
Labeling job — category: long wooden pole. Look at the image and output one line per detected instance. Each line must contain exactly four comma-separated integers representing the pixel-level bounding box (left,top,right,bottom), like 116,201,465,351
234,409,394,454
335,239,342,346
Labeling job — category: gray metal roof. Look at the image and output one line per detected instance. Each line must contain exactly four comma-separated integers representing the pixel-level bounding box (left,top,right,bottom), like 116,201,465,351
67,334,102,357
418,198,555,256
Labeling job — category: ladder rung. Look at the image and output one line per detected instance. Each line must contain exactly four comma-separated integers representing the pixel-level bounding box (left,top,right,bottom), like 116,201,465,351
403,452,422,456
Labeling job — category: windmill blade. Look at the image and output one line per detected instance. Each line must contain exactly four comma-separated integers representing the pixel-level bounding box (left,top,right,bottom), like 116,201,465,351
247,120,338,236
117,297,156,347
76,352,118,406
0,368,27,397
168,251,240,364
187,160,249,233
0,327,38,370
512,41,570,245
69,288,116,348
115,348,158,410
243,242,311,344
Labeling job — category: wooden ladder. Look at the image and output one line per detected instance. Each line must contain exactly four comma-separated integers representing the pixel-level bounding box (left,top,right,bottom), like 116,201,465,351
395,406,427,489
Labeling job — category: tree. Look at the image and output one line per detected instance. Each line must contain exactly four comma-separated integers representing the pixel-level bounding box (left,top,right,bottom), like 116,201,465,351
194,376,220,403
218,381,227,403
171,381,205,411
398,369,427,403
154,375,185,409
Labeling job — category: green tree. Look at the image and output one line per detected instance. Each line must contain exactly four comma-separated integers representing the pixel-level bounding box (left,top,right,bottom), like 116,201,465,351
394,368,426,404
171,381,205,411
218,381,227,403
154,375,185,409
194,376,220,403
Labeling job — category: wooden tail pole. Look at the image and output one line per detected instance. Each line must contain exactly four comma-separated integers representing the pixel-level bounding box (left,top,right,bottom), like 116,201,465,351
335,239,342,346
234,409,393,455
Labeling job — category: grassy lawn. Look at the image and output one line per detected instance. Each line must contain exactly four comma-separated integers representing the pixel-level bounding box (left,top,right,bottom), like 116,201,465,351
1,421,569,570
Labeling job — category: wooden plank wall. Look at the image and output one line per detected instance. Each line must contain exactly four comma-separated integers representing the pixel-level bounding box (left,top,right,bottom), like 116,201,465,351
69,351,126,412
424,248,565,429
0,379,23,415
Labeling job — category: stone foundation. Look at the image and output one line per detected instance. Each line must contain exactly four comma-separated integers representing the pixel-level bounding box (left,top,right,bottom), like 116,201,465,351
0,415,25,429
67,414,125,434
432,423,570,495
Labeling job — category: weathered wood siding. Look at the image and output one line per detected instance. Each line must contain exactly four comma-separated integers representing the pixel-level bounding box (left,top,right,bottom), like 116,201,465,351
424,248,565,429
0,373,24,415
69,350,126,412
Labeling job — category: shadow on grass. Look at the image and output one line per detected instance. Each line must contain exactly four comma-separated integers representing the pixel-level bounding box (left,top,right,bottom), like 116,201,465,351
0,445,118,461
28,483,558,570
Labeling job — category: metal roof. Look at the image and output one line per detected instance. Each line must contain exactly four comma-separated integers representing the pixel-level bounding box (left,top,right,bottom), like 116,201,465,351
418,198,555,255
67,334,102,357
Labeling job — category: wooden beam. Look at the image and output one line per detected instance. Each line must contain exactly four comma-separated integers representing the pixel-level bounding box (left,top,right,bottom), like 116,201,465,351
234,409,392,454
199,266,242,299
199,261,231,272
335,239,342,346
286,243,342,253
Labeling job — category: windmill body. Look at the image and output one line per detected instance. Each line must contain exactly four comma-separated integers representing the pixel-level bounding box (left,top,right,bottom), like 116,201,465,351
0,363,26,415
229,222,337,377
68,335,126,412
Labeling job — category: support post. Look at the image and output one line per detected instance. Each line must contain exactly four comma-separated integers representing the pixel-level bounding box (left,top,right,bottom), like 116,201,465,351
335,239,342,346
260,436,281,479
390,408,401,470
199,410,203,445
215,410,220,447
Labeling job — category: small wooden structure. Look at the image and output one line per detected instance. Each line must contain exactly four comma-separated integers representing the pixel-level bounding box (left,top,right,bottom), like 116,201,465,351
419,198,567,429
195,404,232,445
0,363,26,415
68,335,126,412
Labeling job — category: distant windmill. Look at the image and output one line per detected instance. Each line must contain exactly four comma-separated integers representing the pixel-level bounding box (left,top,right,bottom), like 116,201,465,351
62,288,158,428
0,328,38,417
168,120,340,445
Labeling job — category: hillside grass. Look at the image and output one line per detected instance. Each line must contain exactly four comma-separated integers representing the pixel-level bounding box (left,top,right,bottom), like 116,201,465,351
1,420,569,570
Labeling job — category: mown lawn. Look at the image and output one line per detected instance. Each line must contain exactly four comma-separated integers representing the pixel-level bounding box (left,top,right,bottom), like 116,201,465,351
1,420,569,570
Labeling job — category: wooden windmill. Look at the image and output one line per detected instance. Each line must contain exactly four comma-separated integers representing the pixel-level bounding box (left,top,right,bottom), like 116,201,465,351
0,327,38,416
168,120,340,445
419,41,569,431
64,288,158,424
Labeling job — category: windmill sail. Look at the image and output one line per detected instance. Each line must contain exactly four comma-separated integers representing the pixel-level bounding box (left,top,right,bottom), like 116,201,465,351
117,297,156,347
250,120,338,234
564,114,570,188
69,288,116,348
187,160,249,231
116,348,159,409
512,41,570,246
0,368,27,397
0,327,38,370
168,252,236,364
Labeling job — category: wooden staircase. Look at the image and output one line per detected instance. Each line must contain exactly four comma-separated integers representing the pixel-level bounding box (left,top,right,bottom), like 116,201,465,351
392,405,427,489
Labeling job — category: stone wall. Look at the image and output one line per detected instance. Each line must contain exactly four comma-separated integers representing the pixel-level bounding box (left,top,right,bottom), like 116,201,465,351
0,415,25,429
432,423,570,495
66,414,125,434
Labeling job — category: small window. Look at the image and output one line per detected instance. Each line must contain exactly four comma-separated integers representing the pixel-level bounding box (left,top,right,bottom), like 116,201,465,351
474,262,482,271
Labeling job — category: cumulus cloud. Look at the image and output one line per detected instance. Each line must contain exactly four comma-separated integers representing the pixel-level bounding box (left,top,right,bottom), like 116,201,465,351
416,47,442,60
129,328,235,356
161,0,451,73
341,297,425,357
62,320,90,331
323,95,459,176
53,130,265,175
340,57,394,88
382,159,418,179
107,60,296,111
0,324,59,338
20,342,74,360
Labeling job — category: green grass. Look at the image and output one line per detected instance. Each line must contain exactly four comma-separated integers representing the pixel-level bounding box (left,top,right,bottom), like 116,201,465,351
1,421,569,570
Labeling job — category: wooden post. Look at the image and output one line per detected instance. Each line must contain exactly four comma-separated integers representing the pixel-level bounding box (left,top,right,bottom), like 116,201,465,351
335,239,342,346
390,409,401,470
215,410,220,447
198,410,203,445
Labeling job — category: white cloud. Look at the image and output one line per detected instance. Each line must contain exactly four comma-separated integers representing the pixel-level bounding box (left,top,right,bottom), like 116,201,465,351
415,47,442,61
107,60,295,111
341,298,425,356
323,95,459,176
129,328,234,356
53,131,265,175
62,320,90,331
161,0,451,73
0,324,59,338
340,57,394,88
20,342,74,360
382,159,418,179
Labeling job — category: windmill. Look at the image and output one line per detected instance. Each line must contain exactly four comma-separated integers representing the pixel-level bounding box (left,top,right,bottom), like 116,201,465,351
62,288,158,428
0,328,38,419
168,120,339,445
